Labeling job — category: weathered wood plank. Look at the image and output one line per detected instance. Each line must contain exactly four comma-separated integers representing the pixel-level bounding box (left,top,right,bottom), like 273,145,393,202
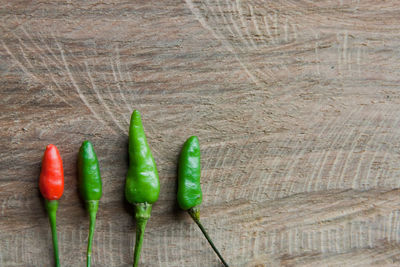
1,0,400,266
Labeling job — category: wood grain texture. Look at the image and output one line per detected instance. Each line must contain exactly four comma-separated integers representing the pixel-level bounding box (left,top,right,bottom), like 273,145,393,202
1,0,400,266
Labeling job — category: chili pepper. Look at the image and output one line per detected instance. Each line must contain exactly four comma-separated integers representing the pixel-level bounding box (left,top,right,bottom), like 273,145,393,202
125,110,160,267
78,140,102,267
177,136,229,267
39,144,64,267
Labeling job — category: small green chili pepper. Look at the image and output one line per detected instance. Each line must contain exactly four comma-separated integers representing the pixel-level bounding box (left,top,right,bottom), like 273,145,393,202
78,140,102,267
177,136,229,267
125,110,160,267
177,136,202,210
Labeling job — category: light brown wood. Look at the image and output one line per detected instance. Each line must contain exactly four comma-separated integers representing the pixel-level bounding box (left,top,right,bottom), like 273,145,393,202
1,0,400,266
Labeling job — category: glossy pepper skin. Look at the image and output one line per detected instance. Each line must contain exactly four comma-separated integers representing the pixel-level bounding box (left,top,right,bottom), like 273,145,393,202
125,110,160,267
177,137,229,267
78,140,102,267
177,136,202,210
40,144,64,200
39,144,64,267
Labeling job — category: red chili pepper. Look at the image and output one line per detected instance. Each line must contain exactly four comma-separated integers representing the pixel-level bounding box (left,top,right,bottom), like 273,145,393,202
39,144,64,267
39,144,64,200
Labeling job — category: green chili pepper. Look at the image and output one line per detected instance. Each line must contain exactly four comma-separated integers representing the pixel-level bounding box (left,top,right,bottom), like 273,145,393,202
177,136,229,267
177,136,202,210
125,110,160,267
78,140,102,267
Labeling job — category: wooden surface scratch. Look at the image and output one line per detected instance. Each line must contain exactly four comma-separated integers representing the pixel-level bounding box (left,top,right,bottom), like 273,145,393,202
1,0,400,266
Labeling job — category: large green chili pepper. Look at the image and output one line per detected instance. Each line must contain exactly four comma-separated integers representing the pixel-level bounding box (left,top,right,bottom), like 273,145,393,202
78,140,102,267
125,110,160,267
177,136,229,267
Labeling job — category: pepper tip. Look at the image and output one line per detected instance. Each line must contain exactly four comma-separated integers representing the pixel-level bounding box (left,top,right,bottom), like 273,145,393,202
132,110,141,116
186,136,199,146
130,110,142,123
80,140,95,155
82,140,92,146
46,144,55,150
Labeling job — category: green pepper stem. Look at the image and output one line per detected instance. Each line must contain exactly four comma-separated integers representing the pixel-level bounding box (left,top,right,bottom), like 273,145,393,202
133,203,152,267
86,201,99,267
188,208,229,267
45,200,60,267
133,218,148,267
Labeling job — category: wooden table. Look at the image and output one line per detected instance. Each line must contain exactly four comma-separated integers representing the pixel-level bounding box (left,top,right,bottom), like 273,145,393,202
1,1,400,266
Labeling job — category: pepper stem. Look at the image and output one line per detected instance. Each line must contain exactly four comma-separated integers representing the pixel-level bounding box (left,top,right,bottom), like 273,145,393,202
86,200,99,267
188,208,229,267
45,199,60,267
133,203,152,267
